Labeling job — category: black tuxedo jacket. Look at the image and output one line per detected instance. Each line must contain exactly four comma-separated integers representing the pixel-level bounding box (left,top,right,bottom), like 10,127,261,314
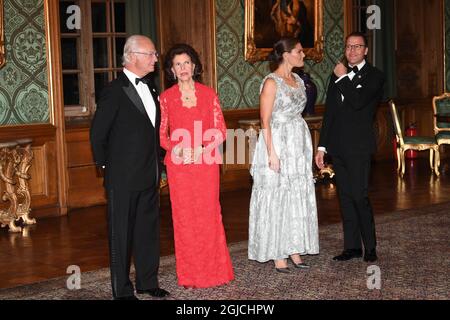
319,63,385,156
90,72,161,191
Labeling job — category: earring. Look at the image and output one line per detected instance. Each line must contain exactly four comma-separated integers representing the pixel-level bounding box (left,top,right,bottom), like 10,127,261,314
173,73,177,80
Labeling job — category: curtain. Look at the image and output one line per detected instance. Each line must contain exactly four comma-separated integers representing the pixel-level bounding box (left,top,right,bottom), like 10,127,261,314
125,0,157,41
373,0,396,101
125,0,160,88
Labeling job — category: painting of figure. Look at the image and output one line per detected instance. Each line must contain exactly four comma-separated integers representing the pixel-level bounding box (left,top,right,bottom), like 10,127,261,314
246,0,323,62
254,0,315,48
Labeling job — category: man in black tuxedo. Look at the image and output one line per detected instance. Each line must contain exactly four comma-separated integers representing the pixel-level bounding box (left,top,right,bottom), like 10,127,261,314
90,35,169,300
315,32,385,263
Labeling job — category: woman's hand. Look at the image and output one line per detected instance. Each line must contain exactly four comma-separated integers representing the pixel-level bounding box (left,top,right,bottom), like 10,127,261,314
173,146,204,164
182,148,194,164
172,147,194,164
193,145,204,163
269,152,280,173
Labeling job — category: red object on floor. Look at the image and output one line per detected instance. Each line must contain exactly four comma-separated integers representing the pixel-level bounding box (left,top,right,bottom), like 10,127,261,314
405,124,418,159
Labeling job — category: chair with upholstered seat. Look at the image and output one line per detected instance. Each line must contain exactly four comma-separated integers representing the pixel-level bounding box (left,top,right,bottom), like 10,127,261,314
388,100,440,177
432,92,450,170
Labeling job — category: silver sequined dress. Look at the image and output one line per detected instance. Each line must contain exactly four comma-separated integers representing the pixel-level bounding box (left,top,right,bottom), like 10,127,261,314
248,73,319,262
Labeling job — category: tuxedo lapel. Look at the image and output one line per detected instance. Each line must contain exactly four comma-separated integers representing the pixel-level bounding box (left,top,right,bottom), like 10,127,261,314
118,73,147,116
352,64,370,87
148,84,159,107
122,85,147,116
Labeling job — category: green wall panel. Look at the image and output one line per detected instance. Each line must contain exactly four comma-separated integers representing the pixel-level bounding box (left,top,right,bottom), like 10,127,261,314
0,0,49,125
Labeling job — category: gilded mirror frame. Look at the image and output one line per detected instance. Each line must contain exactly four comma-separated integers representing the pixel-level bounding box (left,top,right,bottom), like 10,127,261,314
0,0,5,68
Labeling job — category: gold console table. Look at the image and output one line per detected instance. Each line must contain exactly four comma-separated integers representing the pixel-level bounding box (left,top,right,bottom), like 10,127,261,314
0,139,35,233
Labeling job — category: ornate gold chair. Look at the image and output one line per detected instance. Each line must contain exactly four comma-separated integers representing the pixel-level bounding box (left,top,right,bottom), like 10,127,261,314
388,100,439,177
432,92,450,170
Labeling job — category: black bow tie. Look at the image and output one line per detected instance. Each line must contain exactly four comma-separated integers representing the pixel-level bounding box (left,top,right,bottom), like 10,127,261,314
135,76,149,85
347,66,359,74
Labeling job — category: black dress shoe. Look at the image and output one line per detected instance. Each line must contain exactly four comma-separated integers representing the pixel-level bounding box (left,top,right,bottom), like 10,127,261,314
136,288,170,298
332,249,363,261
275,267,291,274
114,295,139,300
364,249,378,262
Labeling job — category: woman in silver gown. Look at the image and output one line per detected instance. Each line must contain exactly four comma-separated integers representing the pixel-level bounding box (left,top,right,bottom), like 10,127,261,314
248,37,319,273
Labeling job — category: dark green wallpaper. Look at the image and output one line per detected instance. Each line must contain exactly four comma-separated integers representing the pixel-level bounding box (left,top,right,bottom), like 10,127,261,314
0,0,49,125
215,0,344,109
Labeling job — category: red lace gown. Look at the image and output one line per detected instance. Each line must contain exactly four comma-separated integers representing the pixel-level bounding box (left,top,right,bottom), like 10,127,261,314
159,82,234,288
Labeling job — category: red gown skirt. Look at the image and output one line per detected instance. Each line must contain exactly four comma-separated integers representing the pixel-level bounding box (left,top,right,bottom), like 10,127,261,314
166,161,234,288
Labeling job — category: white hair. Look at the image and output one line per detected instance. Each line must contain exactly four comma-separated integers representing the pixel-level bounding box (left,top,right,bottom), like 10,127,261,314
122,35,149,66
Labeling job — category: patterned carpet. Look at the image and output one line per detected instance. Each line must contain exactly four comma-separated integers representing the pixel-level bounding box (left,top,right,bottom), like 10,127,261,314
0,202,449,300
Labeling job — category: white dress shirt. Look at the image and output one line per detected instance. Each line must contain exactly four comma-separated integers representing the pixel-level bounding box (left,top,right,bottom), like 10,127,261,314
123,68,156,127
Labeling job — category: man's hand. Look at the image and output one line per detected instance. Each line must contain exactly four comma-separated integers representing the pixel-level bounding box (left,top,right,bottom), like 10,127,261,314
315,150,325,169
334,62,347,78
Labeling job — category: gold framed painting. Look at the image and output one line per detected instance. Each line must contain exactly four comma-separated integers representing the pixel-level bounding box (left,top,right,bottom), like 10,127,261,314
0,0,4,68
245,0,324,63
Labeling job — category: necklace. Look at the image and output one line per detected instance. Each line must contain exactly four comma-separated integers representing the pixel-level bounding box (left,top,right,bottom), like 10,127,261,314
180,82,195,102
182,92,195,101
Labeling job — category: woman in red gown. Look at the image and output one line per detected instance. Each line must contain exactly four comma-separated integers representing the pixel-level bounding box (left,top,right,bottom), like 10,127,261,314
160,44,234,288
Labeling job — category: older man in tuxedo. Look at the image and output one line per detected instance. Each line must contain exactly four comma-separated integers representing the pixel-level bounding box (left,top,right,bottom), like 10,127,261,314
90,35,169,300
315,32,385,263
